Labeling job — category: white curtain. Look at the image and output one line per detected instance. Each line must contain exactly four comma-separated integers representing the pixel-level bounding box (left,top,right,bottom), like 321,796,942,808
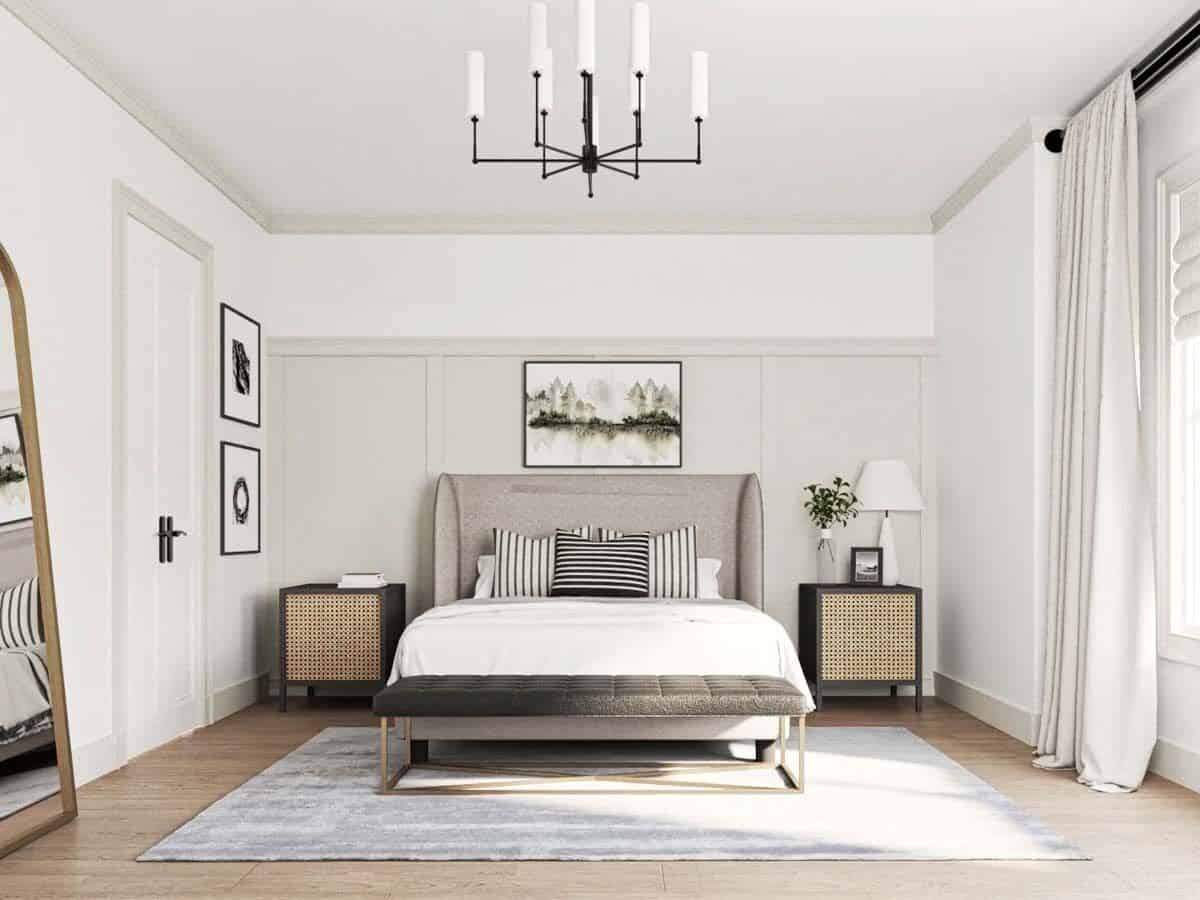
1034,72,1157,792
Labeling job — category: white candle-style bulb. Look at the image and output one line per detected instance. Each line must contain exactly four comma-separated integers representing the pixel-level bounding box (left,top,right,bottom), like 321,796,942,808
630,2,650,74
690,51,709,120
467,51,485,120
540,49,554,113
577,0,596,73
529,2,548,73
629,71,644,113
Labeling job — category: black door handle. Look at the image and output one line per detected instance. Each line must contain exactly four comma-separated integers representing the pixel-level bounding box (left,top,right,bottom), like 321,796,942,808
157,515,188,564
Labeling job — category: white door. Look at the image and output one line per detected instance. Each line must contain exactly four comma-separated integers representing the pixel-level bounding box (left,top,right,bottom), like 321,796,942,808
122,217,206,758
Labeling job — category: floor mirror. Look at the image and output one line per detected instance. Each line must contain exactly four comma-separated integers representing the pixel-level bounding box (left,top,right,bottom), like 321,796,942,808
0,242,76,855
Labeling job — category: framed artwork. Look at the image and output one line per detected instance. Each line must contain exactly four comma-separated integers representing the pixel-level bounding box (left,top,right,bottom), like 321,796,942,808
523,360,682,468
220,303,261,428
220,441,261,555
0,413,31,527
850,546,883,585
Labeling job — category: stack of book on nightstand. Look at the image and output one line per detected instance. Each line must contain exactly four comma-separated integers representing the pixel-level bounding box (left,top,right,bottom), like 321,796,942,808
337,572,386,589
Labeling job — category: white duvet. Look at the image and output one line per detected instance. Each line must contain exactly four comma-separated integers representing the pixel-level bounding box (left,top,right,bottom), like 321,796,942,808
391,598,815,712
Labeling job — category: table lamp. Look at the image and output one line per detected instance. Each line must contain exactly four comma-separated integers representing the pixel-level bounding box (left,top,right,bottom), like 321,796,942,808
855,459,924,586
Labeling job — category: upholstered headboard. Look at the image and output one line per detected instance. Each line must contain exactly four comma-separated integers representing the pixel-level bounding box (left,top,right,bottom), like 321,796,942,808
432,473,764,608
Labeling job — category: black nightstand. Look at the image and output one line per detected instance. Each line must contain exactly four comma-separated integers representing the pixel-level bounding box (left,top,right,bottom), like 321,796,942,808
278,583,406,711
797,583,922,711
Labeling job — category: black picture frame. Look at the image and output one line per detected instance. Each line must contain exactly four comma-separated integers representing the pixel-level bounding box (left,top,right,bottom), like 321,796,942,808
850,546,884,585
0,412,32,528
220,440,261,556
522,360,683,468
220,302,261,428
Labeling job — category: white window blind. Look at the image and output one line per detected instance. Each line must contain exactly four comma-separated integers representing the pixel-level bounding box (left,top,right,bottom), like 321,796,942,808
1174,191,1200,341
1173,187,1200,632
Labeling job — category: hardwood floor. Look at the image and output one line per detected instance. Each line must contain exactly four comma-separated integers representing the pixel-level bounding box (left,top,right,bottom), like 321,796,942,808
0,697,1196,899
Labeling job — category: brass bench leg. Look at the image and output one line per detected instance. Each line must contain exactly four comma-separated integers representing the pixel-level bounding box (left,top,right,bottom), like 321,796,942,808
778,715,805,792
379,717,412,793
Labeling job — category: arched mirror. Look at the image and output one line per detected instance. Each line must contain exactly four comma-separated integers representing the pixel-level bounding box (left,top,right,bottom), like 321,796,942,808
0,243,76,855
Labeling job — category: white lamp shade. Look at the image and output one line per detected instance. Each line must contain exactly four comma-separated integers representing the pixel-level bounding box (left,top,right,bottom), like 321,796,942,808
690,51,709,120
577,0,596,73
529,2,548,73
630,2,650,74
855,459,924,512
539,49,554,113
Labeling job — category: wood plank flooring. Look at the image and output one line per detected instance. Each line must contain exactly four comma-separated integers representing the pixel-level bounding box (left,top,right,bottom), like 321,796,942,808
0,697,1196,899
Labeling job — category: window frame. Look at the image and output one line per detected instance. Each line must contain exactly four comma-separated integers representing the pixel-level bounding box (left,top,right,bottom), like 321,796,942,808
1156,152,1200,667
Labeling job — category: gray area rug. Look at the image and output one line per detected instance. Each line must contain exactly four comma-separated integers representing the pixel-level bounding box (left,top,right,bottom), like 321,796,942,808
140,726,1086,861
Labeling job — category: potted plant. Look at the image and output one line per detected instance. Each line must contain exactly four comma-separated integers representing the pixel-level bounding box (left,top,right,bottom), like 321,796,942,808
804,477,860,584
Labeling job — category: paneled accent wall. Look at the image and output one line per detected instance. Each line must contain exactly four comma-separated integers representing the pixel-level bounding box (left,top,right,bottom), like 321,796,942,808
267,339,937,690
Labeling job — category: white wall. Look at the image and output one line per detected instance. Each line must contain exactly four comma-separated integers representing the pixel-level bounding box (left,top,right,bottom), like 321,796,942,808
266,233,934,338
933,141,1059,743
0,8,270,783
1138,57,1200,790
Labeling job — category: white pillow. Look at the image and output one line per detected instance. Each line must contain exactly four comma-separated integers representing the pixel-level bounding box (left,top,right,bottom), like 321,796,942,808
698,558,723,599
473,554,496,598
475,554,722,599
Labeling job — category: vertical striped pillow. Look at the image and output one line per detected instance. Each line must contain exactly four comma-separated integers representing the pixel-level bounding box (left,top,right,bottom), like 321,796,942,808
551,530,650,597
491,527,588,597
0,577,42,649
593,525,699,598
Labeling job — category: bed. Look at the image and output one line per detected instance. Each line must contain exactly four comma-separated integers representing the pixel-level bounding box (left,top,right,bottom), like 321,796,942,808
390,473,814,743
0,643,53,765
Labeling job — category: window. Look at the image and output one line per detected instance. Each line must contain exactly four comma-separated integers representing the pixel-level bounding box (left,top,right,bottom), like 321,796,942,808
1158,156,1200,665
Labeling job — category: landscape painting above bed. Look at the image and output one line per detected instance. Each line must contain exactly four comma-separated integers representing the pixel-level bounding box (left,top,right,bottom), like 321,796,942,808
524,361,682,468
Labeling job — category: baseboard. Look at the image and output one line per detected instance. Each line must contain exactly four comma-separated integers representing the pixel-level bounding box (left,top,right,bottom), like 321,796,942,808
211,672,268,723
933,671,1039,745
1150,736,1200,794
70,732,122,787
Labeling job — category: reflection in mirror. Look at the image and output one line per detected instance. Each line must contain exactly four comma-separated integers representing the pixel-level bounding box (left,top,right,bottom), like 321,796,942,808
0,243,75,855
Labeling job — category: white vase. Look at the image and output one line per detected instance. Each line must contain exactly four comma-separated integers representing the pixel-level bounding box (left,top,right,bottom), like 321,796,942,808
816,528,839,584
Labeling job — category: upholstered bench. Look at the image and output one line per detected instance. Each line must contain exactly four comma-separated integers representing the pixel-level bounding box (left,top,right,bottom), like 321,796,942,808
373,674,808,794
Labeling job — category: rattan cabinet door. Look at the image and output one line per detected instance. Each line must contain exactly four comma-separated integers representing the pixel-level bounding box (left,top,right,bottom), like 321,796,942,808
284,593,381,681
820,592,916,681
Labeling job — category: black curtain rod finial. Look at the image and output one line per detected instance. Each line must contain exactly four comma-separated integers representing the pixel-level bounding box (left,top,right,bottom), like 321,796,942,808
1044,128,1064,154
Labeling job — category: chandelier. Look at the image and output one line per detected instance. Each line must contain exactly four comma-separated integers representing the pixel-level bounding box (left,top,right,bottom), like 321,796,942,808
466,0,709,198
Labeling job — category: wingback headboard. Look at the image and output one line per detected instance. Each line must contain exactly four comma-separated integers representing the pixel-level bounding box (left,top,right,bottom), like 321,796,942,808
432,473,764,608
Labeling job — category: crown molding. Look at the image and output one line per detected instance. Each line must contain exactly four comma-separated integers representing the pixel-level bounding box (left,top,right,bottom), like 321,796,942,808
1,0,272,231
267,214,934,236
267,336,938,358
930,116,1066,233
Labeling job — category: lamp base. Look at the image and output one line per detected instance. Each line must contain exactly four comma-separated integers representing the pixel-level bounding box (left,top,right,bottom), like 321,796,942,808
878,514,899,586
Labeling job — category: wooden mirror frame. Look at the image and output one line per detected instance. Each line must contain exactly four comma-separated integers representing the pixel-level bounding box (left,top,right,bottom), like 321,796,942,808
0,242,77,855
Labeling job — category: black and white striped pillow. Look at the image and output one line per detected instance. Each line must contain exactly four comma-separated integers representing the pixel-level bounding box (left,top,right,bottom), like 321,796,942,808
592,525,699,598
492,527,588,597
551,530,650,597
0,577,42,649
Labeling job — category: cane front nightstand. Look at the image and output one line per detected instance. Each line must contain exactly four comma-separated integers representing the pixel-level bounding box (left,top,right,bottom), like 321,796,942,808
278,583,405,711
797,583,922,711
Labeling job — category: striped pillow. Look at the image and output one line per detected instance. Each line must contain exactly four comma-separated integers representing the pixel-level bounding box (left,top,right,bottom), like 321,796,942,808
551,530,650,597
491,527,588,597
593,525,699,598
0,577,42,649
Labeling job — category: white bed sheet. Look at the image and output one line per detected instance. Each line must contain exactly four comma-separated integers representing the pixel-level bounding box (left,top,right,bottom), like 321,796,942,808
391,598,815,713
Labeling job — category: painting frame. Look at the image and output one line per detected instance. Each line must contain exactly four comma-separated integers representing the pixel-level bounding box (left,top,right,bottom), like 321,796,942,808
220,440,261,556
220,302,261,428
523,360,683,469
0,412,32,528
850,546,884,585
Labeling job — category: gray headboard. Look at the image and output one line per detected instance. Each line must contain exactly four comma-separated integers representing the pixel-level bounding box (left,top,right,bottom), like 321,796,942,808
433,473,764,608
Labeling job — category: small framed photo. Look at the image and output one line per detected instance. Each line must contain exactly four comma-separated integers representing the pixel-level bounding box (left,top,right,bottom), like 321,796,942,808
220,303,261,428
220,441,261,555
0,413,31,527
850,546,883,585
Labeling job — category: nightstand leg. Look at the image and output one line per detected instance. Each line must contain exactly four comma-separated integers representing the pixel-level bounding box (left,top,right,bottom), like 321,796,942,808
915,681,923,712
890,685,897,697
279,679,287,713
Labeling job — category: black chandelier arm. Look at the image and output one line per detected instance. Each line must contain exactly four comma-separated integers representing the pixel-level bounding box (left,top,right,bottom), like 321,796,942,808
475,157,579,164
538,141,582,159
596,142,640,161
543,161,582,179
597,161,637,178
533,73,541,147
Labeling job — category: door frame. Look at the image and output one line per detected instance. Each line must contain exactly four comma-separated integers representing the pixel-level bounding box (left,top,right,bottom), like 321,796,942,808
111,182,214,764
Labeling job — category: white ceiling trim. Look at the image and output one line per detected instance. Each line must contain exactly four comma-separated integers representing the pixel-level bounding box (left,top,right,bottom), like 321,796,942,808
268,214,934,235
931,116,1066,232
1,0,272,230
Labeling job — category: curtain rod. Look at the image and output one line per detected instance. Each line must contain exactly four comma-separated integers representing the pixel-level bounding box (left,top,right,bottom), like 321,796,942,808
1044,9,1200,153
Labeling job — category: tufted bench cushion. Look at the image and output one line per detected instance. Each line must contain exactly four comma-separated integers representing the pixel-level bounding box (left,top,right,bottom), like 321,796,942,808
373,674,808,718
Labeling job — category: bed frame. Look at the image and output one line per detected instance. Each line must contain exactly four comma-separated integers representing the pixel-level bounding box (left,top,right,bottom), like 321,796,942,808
420,472,779,743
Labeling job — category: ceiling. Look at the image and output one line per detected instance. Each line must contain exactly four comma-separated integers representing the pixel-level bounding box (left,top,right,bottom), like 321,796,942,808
8,0,1197,231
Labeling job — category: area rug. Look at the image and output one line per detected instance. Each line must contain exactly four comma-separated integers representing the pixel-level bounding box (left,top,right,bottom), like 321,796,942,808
140,726,1086,861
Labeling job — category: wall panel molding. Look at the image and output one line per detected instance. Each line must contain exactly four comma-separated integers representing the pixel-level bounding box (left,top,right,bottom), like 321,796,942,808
269,336,938,359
